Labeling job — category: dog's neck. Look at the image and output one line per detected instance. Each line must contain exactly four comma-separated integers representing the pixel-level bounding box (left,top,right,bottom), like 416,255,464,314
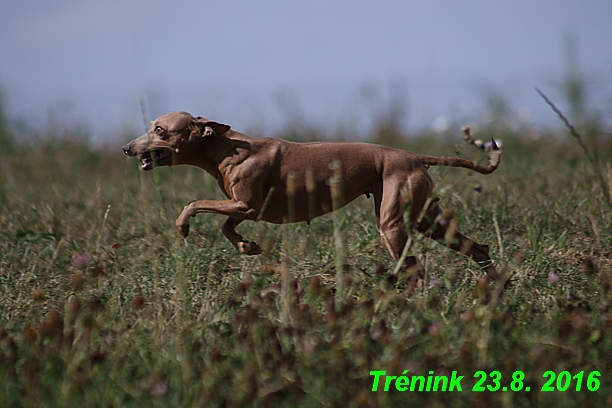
184,132,251,181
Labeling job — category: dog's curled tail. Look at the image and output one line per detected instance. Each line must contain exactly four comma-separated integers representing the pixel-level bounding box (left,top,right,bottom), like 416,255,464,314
415,127,501,175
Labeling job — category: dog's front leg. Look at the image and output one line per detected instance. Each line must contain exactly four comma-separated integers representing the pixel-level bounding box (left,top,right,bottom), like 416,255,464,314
221,217,262,255
175,199,260,239
174,200,197,238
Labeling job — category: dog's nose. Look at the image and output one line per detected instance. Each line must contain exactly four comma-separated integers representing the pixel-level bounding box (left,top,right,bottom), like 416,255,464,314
122,143,131,155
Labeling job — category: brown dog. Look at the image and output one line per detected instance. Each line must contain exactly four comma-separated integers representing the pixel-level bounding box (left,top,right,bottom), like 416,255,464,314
123,111,501,278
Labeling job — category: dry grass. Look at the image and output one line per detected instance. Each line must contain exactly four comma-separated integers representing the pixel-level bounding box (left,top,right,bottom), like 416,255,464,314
1,122,611,407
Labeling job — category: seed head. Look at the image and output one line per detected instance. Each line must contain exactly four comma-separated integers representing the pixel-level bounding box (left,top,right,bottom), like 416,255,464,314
32,290,45,302
131,295,145,309
71,274,86,289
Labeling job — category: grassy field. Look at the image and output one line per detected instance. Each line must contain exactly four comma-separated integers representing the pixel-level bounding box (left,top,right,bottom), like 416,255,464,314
0,117,611,407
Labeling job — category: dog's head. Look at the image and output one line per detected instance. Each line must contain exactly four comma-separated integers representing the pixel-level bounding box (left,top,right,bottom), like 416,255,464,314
122,111,230,171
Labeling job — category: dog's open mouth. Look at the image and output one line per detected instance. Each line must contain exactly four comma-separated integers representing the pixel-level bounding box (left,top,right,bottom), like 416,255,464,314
140,148,172,171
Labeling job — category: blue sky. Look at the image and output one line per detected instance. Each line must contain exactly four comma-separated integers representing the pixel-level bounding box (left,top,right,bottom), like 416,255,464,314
1,1,611,142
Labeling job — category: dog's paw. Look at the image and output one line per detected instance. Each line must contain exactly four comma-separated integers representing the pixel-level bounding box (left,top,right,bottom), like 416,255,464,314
176,220,190,239
237,241,263,255
176,206,194,239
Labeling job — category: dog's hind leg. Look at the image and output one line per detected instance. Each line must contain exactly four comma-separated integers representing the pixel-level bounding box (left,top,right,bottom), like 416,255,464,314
416,204,499,279
374,181,427,273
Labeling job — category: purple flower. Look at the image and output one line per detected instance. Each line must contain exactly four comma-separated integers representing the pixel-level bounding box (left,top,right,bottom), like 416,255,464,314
72,252,93,269
428,323,441,336
548,272,559,285
150,381,168,397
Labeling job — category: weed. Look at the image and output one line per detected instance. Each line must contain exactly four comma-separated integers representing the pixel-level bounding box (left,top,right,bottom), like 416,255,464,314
0,122,610,407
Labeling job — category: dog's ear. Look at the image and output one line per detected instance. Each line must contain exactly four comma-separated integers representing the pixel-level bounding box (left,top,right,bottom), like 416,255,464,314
189,117,231,140
203,121,231,136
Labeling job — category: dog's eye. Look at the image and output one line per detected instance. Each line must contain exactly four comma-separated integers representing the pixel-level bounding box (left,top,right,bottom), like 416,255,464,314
154,126,165,135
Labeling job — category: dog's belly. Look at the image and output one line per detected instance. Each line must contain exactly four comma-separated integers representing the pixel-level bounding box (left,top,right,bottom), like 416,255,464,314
257,184,371,225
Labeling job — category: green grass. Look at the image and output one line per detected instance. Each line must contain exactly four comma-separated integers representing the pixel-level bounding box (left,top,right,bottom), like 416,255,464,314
1,125,611,407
